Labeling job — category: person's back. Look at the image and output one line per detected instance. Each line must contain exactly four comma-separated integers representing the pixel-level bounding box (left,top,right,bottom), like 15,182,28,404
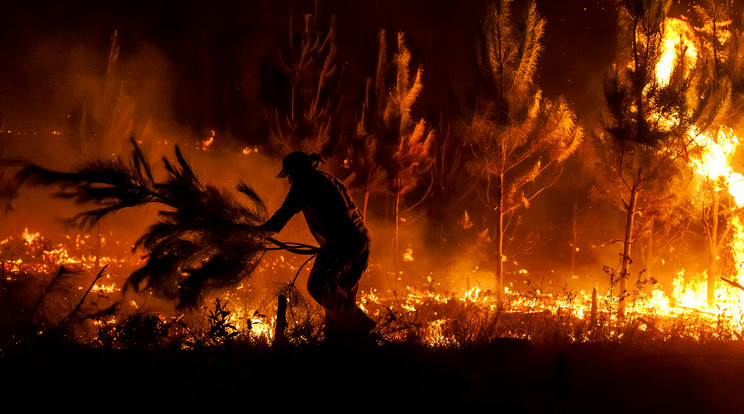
290,169,368,246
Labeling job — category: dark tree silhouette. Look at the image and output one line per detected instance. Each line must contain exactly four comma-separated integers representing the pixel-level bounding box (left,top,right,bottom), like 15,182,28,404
15,139,278,308
271,1,341,157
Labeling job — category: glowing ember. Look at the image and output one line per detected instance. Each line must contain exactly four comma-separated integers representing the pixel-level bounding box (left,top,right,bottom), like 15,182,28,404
403,247,414,262
22,228,41,245
198,130,216,151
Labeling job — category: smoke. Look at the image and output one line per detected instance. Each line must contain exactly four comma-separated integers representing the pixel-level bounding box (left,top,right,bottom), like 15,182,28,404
0,0,721,320
0,7,319,321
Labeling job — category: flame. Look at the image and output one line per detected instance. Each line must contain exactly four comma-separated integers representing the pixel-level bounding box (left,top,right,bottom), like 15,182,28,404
690,127,744,206
22,227,41,245
403,247,414,262
198,130,216,151
5,222,744,347
2,228,140,276
656,18,697,85
92,282,117,295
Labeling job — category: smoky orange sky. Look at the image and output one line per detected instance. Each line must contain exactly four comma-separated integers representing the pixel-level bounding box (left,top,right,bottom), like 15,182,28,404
0,0,732,294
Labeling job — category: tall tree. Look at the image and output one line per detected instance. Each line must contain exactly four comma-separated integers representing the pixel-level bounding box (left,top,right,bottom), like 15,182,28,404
343,30,392,219
271,1,341,156
345,30,434,268
596,0,702,316
466,0,583,302
66,30,135,159
427,118,478,253
388,33,435,269
0,126,20,213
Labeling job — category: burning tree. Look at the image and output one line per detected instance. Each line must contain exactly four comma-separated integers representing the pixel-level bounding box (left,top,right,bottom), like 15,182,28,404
466,0,582,301
685,0,744,305
595,0,703,316
271,2,341,156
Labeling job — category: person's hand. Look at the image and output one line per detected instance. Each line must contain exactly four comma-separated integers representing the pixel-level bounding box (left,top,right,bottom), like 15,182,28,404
257,223,276,234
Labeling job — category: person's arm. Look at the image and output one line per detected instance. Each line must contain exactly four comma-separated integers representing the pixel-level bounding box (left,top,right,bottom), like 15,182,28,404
262,184,303,233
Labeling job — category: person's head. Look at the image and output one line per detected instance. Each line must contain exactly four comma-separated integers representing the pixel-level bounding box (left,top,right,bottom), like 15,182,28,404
277,151,324,181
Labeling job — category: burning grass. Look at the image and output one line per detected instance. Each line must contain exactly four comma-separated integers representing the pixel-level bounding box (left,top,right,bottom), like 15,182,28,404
3,226,744,352
4,230,744,413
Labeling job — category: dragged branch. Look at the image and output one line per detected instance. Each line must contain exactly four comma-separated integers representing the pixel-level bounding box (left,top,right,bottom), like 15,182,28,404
15,138,272,309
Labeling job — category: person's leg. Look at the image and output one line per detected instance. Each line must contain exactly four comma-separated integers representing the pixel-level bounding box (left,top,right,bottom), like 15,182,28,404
339,247,375,334
308,241,374,339
307,250,346,313
306,247,351,339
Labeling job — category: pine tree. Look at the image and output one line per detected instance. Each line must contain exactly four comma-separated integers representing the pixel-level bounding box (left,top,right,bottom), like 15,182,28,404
688,0,744,305
428,118,478,253
345,30,435,268
388,33,435,269
596,0,702,316
62,30,135,159
271,1,341,156
343,30,391,220
466,0,582,302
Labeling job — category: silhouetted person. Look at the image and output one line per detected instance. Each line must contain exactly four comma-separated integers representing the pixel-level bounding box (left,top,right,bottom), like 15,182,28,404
262,151,374,341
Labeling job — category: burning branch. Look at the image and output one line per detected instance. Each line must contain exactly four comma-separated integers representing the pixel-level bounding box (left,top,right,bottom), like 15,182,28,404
720,276,744,292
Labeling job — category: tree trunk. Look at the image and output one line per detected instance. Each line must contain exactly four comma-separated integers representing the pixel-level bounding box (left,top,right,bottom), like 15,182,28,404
362,186,370,221
647,220,654,281
619,186,638,318
571,200,578,277
707,191,719,307
496,173,505,303
590,287,598,329
394,175,401,275
95,220,103,270
274,294,288,347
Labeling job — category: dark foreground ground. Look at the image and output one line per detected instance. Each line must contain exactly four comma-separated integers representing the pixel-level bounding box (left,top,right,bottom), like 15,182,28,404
2,339,744,413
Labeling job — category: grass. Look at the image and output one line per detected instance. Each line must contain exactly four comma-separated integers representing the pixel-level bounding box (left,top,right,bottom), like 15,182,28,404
3,260,744,350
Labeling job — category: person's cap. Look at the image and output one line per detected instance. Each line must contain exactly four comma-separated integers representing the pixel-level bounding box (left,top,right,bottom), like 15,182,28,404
277,151,312,178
